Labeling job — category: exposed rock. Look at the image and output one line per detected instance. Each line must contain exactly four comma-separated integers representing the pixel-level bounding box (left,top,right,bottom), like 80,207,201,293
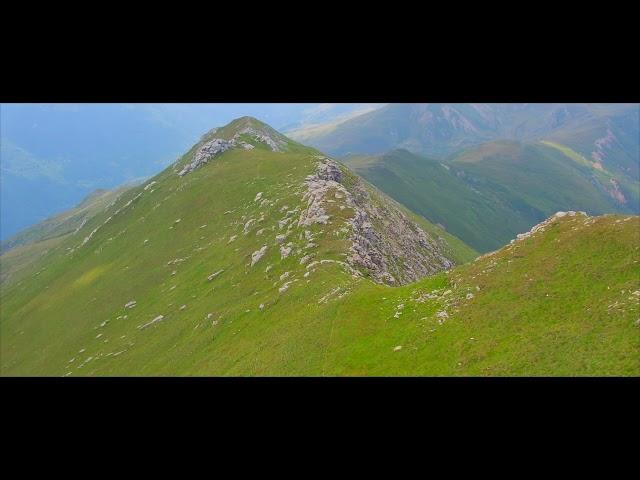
138,315,165,330
278,217,291,229
207,269,224,281
280,245,292,259
512,211,589,243
178,139,233,176
238,127,287,152
393,346,403,352
297,157,455,285
243,219,255,234
251,246,268,266
124,300,137,309
275,234,286,244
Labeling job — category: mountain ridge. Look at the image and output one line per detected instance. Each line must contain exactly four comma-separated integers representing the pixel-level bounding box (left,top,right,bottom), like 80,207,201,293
1,117,637,376
294,103,639,178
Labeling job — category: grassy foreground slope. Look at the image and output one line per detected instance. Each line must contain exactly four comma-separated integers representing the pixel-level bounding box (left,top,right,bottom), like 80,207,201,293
0,118,475,376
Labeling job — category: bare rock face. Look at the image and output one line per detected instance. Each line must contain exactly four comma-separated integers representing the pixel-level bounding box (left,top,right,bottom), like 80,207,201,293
176,122,288,176
298,157,455,285
297,160,342,227
238,127,287,152
178,139,233,176
251,245,268,267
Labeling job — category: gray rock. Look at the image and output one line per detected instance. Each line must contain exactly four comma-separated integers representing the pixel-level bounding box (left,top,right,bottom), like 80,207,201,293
207,269,224,281
138,315,165,330
251,246,268,266
178,138,233,176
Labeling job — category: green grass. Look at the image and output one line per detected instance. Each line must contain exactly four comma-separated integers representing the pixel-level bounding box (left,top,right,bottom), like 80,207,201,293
0,129,474,376
1,125,637,377
343,149,534,252
541,140,640,211
1,186,132,255
343,143,637,253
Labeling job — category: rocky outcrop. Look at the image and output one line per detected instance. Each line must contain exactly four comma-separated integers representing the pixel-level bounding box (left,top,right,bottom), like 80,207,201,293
178,139,233,176
298,157,455,285
251,245,267,266
510,210,588,244
238,127,287,152
177,124,288,176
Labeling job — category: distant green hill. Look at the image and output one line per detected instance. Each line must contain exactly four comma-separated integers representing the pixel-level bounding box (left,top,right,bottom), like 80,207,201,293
343,142,638,252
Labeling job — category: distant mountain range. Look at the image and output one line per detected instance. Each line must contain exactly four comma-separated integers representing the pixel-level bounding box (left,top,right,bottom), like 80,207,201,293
293,103,639,178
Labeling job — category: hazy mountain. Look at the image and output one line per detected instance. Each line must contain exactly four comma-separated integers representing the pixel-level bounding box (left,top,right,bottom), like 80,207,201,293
295,103,639,180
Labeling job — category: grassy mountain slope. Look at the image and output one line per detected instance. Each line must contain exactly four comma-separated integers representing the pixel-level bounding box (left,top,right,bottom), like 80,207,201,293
1,186,133,254
344,149,533,252
343,142,637,253
317,212,638,376
2,191,637,374
0,118,475,376
451,140,636,214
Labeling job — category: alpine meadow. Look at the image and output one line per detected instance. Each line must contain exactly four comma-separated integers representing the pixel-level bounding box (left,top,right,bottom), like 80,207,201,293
1,106,638,377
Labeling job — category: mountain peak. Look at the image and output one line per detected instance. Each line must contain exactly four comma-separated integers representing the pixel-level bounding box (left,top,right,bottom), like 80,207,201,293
178,117,294,176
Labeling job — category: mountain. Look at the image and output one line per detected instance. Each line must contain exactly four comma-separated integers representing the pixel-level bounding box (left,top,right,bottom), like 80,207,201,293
343,142,638,252
1,186,135,254
2,117,637,376
343,148,535,252
0,117,481,376
0,103,379,239
294,103,639,168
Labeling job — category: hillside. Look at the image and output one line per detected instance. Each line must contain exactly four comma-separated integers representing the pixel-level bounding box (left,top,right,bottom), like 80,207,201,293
294,103,639,172
2,118,637,376
342,141,638,252
0,117,477,376
344,149,532,252
1,186,134,254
